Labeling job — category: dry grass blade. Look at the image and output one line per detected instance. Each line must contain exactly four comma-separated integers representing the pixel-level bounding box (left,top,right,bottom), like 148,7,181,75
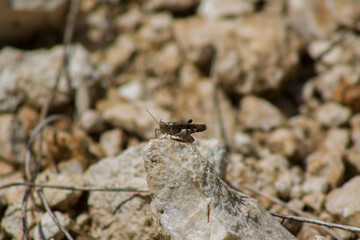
37,189,74,240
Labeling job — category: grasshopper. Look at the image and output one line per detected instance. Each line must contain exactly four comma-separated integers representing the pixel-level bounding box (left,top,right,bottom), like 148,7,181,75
146,109,207,143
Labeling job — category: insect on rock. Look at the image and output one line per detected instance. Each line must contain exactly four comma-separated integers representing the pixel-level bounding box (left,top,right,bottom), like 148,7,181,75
146,109,207,143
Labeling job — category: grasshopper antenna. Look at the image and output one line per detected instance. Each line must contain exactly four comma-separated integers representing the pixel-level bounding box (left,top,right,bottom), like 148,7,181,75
146,109,159,125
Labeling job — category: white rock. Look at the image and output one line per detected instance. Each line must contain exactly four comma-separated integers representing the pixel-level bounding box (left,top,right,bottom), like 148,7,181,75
99,129,124,157
315,102,351,127
117,80,144,102
306,149,344,188
267,128,297,157
198,0,254,19
34,160,84,210
33,211,71,240
239,95,285,131
144,139,297,240
326,176,360,227
194,138,227,178
79,109,105,134
322,128,349,151
233,131,254,155
302,176,329,194
84,143,152,240
0,45,96,111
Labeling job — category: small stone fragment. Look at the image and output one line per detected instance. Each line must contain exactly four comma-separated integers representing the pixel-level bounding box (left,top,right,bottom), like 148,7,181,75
0,45,97,110
315,102,351,127
33,211,71,240
100,129,124,157
233,131,255,155
302,176,329,195
302,193,325,212
325,176,360,227
306,149,344,188
84,143,153,240
79,109,105,134
267,128,297,157
198,0,254,19
194,138,227,178
239,95,285,131
114,7,143,32
117,80,144,102
34,160,84,210
104,35,136,71
322,128,349,151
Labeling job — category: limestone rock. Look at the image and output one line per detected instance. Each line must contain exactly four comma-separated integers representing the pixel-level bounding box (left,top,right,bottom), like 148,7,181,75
17,106,40,133
114,7,143,32
194,139,227,179
315,102,351,127
34,160,84,211
174,14,301,95
99,129,125,157
233,131,255,155
79,109,105,134
144,139,297,240
288,0,360,41
33,211,71,240
117,80,144,102
306,149,344,188
104,35,136,72
321,128,349,151
289,116,323,160
267,128,297,157
302,176,329,195
325,176,360,227
239,95,285,131
198,0,254,19
0,45,97,111
138,13,173,48
288,0,338,41
2,202,38,239
84,143,154,240
100,101,170,139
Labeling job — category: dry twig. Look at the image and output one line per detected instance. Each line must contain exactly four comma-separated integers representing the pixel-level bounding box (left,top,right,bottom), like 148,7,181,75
21,0,80,238
37,189,74,240
0,182,148,193
271,212,360,233
237,184,343,240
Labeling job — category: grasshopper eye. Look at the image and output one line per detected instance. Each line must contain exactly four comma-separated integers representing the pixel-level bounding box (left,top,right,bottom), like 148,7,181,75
188,119,193,124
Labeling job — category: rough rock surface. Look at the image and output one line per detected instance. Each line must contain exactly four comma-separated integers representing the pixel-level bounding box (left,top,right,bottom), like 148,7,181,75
239,95,285,131
144,139,297,240
0,44,96,111
84,143,152,240
34,160,84,210
325,176,360,227
33,211,71,240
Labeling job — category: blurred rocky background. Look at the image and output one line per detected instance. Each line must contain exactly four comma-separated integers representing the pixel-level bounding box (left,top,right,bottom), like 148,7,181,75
0,0,360,239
